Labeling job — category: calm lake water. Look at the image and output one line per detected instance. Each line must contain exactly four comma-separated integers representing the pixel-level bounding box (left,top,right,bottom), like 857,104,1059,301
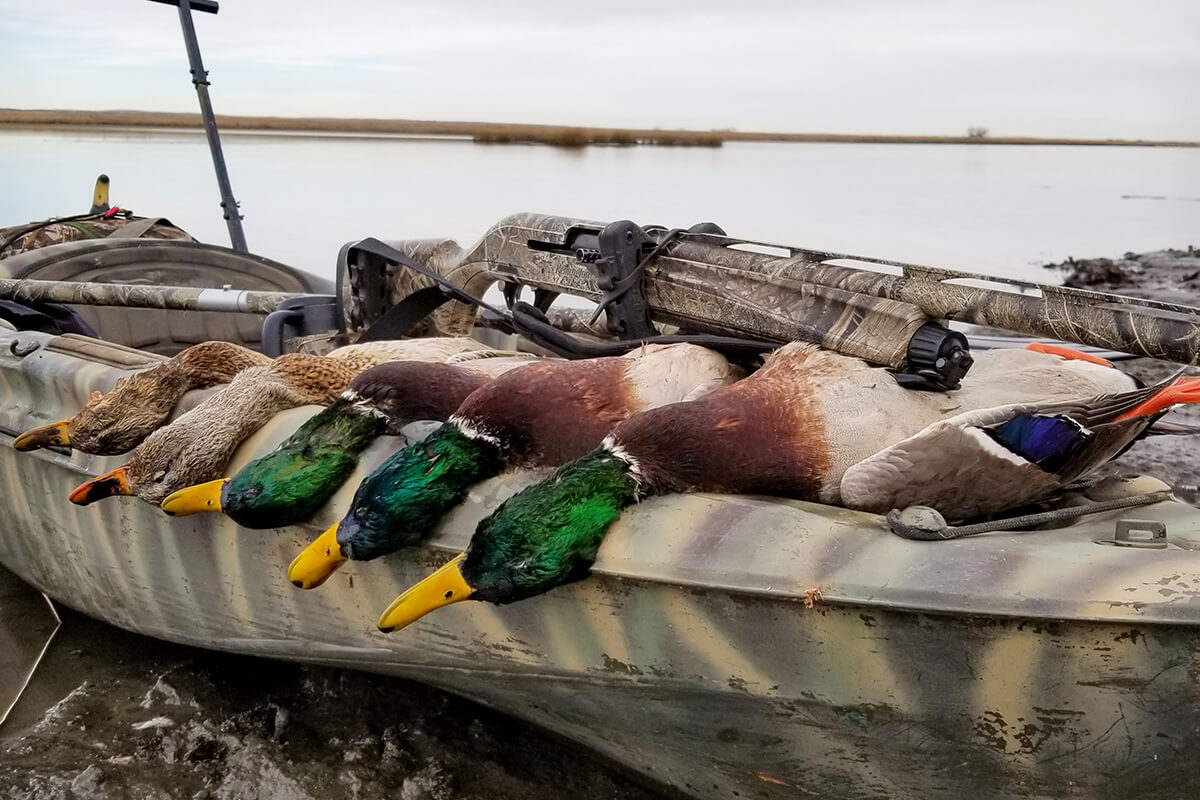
3,126,1198,284
2,126,1198,799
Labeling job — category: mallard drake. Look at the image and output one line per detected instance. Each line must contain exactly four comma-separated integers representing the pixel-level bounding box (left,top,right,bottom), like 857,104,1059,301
66,337,487,507
13,341,271,454
287,343,742,589
377,344,1200,631
159,352,540,527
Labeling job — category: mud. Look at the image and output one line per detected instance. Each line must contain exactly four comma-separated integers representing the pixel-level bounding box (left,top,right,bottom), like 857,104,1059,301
1045,247,1200,506
0,603,673,800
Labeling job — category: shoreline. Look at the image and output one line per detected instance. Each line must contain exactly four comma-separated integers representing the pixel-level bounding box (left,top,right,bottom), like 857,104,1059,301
2,108,1197,148
1048,247,1200,505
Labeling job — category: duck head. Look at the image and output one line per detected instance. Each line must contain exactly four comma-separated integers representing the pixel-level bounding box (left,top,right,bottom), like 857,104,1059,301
17,371,183,455
286,422,505,589
377,448,638,632
69,421,230,506
16,387,168,454
161,443,360,527
69,381,181,454
161,403,386,527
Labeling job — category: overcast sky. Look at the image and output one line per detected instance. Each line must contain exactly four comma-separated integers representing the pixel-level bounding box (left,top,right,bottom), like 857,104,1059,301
1,0,1197,140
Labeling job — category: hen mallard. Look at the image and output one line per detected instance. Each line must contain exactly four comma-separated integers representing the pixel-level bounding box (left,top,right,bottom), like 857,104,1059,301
13,341,271,454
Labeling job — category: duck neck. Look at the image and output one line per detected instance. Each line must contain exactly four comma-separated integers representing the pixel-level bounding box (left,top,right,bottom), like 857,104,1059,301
343,422,506,559
223,404,384,528
292,399,386,450
464,448,641,603
176,341,272,388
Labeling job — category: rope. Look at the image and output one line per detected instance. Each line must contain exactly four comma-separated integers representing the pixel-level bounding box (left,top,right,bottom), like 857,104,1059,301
888,490,1175,541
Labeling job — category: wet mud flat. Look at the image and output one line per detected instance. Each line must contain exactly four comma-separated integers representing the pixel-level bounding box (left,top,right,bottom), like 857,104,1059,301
1,247,1197,800
0,597,673,800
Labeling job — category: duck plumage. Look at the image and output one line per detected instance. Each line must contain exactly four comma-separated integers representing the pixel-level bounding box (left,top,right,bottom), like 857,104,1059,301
160,352,541,527
287,342,741,589
66,337,488,507
603,343,1139,505
376,343,1198,631
13,341,271,454
840,371,1200,517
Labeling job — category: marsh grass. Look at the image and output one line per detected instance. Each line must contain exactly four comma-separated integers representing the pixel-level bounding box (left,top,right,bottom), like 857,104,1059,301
1,109,1195,148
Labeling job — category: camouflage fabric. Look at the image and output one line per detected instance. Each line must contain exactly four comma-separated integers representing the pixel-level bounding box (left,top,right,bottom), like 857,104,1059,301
0,216,194,261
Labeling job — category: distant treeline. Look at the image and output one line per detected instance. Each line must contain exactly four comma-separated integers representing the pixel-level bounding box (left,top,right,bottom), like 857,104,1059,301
1,109,1196,148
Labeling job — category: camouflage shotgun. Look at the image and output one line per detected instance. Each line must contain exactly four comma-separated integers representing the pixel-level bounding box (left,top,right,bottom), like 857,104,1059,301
344,212,1200,367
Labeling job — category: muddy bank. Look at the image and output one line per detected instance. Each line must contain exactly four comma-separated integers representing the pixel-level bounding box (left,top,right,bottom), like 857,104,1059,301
0,603,673,800
1045,246,1200,505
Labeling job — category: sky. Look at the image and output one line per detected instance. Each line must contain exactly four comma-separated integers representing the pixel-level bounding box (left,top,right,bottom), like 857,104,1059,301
1,0,1197,141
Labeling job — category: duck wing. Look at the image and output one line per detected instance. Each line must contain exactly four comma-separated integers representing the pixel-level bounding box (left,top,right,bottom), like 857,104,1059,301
838,404,1063,520
840,372,1200,521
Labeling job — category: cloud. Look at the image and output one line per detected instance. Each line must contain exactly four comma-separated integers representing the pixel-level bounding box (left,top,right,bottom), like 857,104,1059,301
0,0,1196,139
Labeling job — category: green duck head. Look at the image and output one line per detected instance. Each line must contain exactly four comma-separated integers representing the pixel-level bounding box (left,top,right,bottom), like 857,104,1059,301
287,421,504,589
161,402,384,528
377,448,639,632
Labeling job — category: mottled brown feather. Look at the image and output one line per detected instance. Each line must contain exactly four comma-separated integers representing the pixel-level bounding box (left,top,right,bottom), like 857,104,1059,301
67,341,271,453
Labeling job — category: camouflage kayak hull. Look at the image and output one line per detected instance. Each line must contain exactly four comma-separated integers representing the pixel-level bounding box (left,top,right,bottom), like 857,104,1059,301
2,331,1200,800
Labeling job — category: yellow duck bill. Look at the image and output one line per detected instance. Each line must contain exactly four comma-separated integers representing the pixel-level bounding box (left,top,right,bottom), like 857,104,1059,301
287,524,349,590
161,479,227,516
377,554,473,633
13,419,72,451
68,466,132,505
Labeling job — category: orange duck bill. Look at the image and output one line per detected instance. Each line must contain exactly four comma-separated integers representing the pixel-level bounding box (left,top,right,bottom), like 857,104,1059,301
69,466,133,505
13,419,72,451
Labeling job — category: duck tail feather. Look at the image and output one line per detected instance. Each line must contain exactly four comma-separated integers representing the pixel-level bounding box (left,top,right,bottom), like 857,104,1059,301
1115,375,1200,422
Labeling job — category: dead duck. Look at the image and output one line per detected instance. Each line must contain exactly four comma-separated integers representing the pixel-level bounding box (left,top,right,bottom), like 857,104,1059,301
66,337,488,507
13,341,271,454
376,344,1200,631
159,352,541,527
287,343,742,589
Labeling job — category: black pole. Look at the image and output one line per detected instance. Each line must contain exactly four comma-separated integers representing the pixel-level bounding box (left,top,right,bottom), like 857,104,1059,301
167,0,249,252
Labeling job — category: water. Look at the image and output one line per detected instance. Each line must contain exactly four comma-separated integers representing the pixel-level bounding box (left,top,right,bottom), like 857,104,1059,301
2,126,1197,284
1,127,1198,798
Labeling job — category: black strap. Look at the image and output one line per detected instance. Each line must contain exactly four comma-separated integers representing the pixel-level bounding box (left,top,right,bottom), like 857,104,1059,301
357,285,461,342
512,302,775,361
